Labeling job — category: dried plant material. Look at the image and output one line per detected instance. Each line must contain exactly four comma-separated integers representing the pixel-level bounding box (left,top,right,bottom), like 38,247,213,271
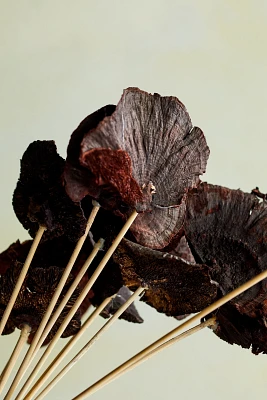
170,235,196,264
65,87,209,248
0,261,83,344
0,240,32,275
184,183,267,321
0,308,15,335
13,141,87,241
114,238,217,316
0,237,93,342
100,286,143,323
207,303,267,355
64,105,116,203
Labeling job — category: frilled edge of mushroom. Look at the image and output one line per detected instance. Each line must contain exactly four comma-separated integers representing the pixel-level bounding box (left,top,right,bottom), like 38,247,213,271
64,104,116,203
113,238,217,316
13,141,87,242
184,182,267,320
205,303,267,355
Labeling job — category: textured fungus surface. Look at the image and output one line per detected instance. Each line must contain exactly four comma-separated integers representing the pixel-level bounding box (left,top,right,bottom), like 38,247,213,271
65,87,209,249
207,303,267,355
185,183,267,353
13,141,87,242
114,238,217,316
0,262,83,343
100,286,144,323
0,236,143,337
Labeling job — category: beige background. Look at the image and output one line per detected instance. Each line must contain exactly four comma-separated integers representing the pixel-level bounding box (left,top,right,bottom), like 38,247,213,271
1,1,267,399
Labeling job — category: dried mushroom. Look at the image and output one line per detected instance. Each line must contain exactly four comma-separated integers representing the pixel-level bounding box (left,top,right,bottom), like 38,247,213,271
114,238,217,316
100,286,143,323
184,183,267,319
0,261,83,344
13,141,87,241
206,303,267,355
65,87,209,249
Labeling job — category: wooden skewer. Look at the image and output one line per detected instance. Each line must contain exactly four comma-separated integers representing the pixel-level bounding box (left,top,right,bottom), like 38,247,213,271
72,268,267,400
15,210,138,400
114,317,217,379
35,238,104,351
0,226,46,336
5,204,100,400
28,287,145,400
28,296,115,400
0,324,31,395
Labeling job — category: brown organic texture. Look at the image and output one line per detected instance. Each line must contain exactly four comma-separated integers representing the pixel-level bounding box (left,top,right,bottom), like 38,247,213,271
170,235,196,264
0,261,83,344
66,87,209,249
114,238,217,316
64,104,116,203
100,286,144,323
184,182,267,353
0,237,91,343
184,183,267,315
207,303,267,355
13,141,87,242
0,235,143,334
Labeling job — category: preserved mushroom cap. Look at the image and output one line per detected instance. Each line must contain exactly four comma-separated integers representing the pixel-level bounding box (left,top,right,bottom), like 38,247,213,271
184,182,267,352
207,303,267,355
65,87,209,249
13,141,87,242
114,238,217,316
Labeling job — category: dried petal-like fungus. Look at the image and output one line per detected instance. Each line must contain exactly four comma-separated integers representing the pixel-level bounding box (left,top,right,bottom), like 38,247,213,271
13,141,87,241
64,105,116,203
65,88,209,249
184,183,267,320
0,237,94,342
114,238,217,316
100,286,143,323
169,235,196,264
206,303,267,355
0,261,82,343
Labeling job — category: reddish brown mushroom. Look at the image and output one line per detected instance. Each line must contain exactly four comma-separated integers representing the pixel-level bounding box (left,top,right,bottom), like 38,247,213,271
65,87,209,249
183,182,267,353
113,238,217,316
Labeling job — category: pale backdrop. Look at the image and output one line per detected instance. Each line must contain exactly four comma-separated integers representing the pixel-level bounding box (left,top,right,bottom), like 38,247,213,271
1,1,267,399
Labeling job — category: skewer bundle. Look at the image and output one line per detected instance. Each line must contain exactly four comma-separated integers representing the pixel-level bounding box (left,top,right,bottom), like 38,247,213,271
1,87,267,399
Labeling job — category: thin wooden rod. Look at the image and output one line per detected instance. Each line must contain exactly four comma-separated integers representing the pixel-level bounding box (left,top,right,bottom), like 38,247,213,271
5,204,100,400
73,267,267,400
35,238,104,351
16,210,138,400
0,325,31,395
29,287,144,400
0,226,46,336
116,317,217,379
30,296,114,400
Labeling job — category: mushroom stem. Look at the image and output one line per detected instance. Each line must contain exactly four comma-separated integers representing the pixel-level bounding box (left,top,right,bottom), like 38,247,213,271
0,226,46,336
15,210,138,400
27,287,145,400
73,267,267,400
0,324,31,395
5,203,100,400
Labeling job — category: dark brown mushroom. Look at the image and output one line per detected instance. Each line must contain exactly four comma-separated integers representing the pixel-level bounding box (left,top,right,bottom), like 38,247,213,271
0,261,82,343
100,286,144,323
113,238,217,316
184,182,267,321
0,234,143,335
13,140,87,242
65,87,209,249
206,303,267,355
